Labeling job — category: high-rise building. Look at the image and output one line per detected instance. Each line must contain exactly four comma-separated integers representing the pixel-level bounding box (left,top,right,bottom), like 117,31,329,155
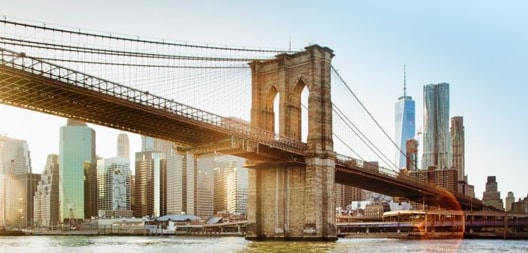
59,119,97,222
140,137,187,216
33,154,60,227
482,176,504,211
394,66,415,169
405,139,419,171
117,133,130,159
97,157,132,212
511,195,528,214
335,184,364,211
422,83,452,170
133,150,166,218
195,156,214,218
0,135,33,227
213,167,228,213
505,191,515,212
213,156,249,214
450,116,475,197
0,135,32,175
97,134,132,214
451,116,465,181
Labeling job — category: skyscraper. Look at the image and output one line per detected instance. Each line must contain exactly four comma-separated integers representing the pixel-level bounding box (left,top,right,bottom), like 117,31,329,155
505,191,515,212
482,176,504,211
59,119,97,222
195,156,214,218
0,135,34,227
139,136,187,215
450,116,474,197
97,157,132,212
451,116,465,181
33,154,60,227
213,156,248,214
117,133,130,159
134,150,167,218
394,66,415,169
422,83,452,170
97,134,132,214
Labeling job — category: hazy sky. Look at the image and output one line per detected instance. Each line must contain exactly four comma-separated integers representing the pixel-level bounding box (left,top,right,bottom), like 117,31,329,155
1,1,527,200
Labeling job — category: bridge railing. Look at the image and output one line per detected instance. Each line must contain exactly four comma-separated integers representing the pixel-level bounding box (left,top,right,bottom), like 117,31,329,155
0,48,307,154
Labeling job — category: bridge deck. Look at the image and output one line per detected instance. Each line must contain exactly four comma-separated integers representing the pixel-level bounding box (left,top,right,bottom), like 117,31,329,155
0,48,480,209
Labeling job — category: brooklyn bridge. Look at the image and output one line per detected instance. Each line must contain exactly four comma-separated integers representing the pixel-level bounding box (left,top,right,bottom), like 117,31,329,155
0,19,481,240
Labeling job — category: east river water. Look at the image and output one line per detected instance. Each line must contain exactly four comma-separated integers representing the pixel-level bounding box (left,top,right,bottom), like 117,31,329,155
1,236,527,253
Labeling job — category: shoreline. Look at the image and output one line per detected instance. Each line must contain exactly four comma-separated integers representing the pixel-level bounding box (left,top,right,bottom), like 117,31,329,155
4,230,528,240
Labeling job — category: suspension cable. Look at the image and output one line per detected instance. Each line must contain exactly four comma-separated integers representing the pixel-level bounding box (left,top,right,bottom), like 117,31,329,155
331,66,406,168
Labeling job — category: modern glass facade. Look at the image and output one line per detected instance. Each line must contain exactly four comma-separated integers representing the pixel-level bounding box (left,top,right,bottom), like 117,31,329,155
394,96,415,169
422,83,451,170
59,119,97,222
0,135,33,227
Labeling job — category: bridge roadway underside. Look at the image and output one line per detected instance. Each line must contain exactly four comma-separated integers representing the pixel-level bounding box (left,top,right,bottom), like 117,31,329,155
0,64,299,163
335,166,480,210
0,63,481,211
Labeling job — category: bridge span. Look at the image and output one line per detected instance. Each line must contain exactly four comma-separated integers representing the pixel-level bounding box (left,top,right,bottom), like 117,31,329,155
0,46,477,240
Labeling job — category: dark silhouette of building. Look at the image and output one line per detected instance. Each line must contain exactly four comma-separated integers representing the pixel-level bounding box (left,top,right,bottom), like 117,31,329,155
482,176,504,211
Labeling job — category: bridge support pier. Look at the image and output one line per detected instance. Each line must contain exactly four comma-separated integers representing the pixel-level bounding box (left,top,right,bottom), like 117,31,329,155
246,45,336,241
246,157,336,241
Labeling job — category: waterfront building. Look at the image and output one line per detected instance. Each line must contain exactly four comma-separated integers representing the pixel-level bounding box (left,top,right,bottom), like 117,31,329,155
409,166,458,194
0,135,34,228
140,136,187,216
225,160,248,214
133,150,166,218
33,154,60,227
97,134,132,214
59,119,97,222
511,195,528,213
482,176,504,211
195,156,214,218
336,184,364,212
97,157,132,212
422,83,452,170
214,156,248,214
213,166,227,213
394,66,415,169
505,191,515,212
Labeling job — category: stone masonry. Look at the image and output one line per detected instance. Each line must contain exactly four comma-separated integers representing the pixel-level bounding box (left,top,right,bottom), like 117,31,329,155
246,45,336,240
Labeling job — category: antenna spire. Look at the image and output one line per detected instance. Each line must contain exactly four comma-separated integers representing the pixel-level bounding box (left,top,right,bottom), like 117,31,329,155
403,64,407,98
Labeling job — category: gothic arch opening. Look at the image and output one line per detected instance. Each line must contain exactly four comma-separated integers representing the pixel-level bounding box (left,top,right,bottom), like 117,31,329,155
293,79,309,142
267,86,279,136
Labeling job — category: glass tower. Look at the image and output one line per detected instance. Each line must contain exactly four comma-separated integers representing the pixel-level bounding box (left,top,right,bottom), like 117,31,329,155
394,67,415,169
59,119,97,222
422,83,451,170
0,135,32,227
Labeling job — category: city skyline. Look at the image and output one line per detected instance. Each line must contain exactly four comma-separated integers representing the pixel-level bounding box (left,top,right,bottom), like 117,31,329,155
1,1,527,198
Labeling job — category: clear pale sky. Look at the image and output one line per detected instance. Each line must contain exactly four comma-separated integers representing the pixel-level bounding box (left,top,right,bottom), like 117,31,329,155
1,1,527,201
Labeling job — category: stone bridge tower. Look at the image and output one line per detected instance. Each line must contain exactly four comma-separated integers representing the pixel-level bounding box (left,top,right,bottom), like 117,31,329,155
247,45,336,240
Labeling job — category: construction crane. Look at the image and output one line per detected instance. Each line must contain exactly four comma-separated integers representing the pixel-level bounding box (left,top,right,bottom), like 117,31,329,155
67,202,77,230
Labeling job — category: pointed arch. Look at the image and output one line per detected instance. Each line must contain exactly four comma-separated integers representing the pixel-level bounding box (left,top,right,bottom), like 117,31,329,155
291,77,309,141
267,86,279,135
